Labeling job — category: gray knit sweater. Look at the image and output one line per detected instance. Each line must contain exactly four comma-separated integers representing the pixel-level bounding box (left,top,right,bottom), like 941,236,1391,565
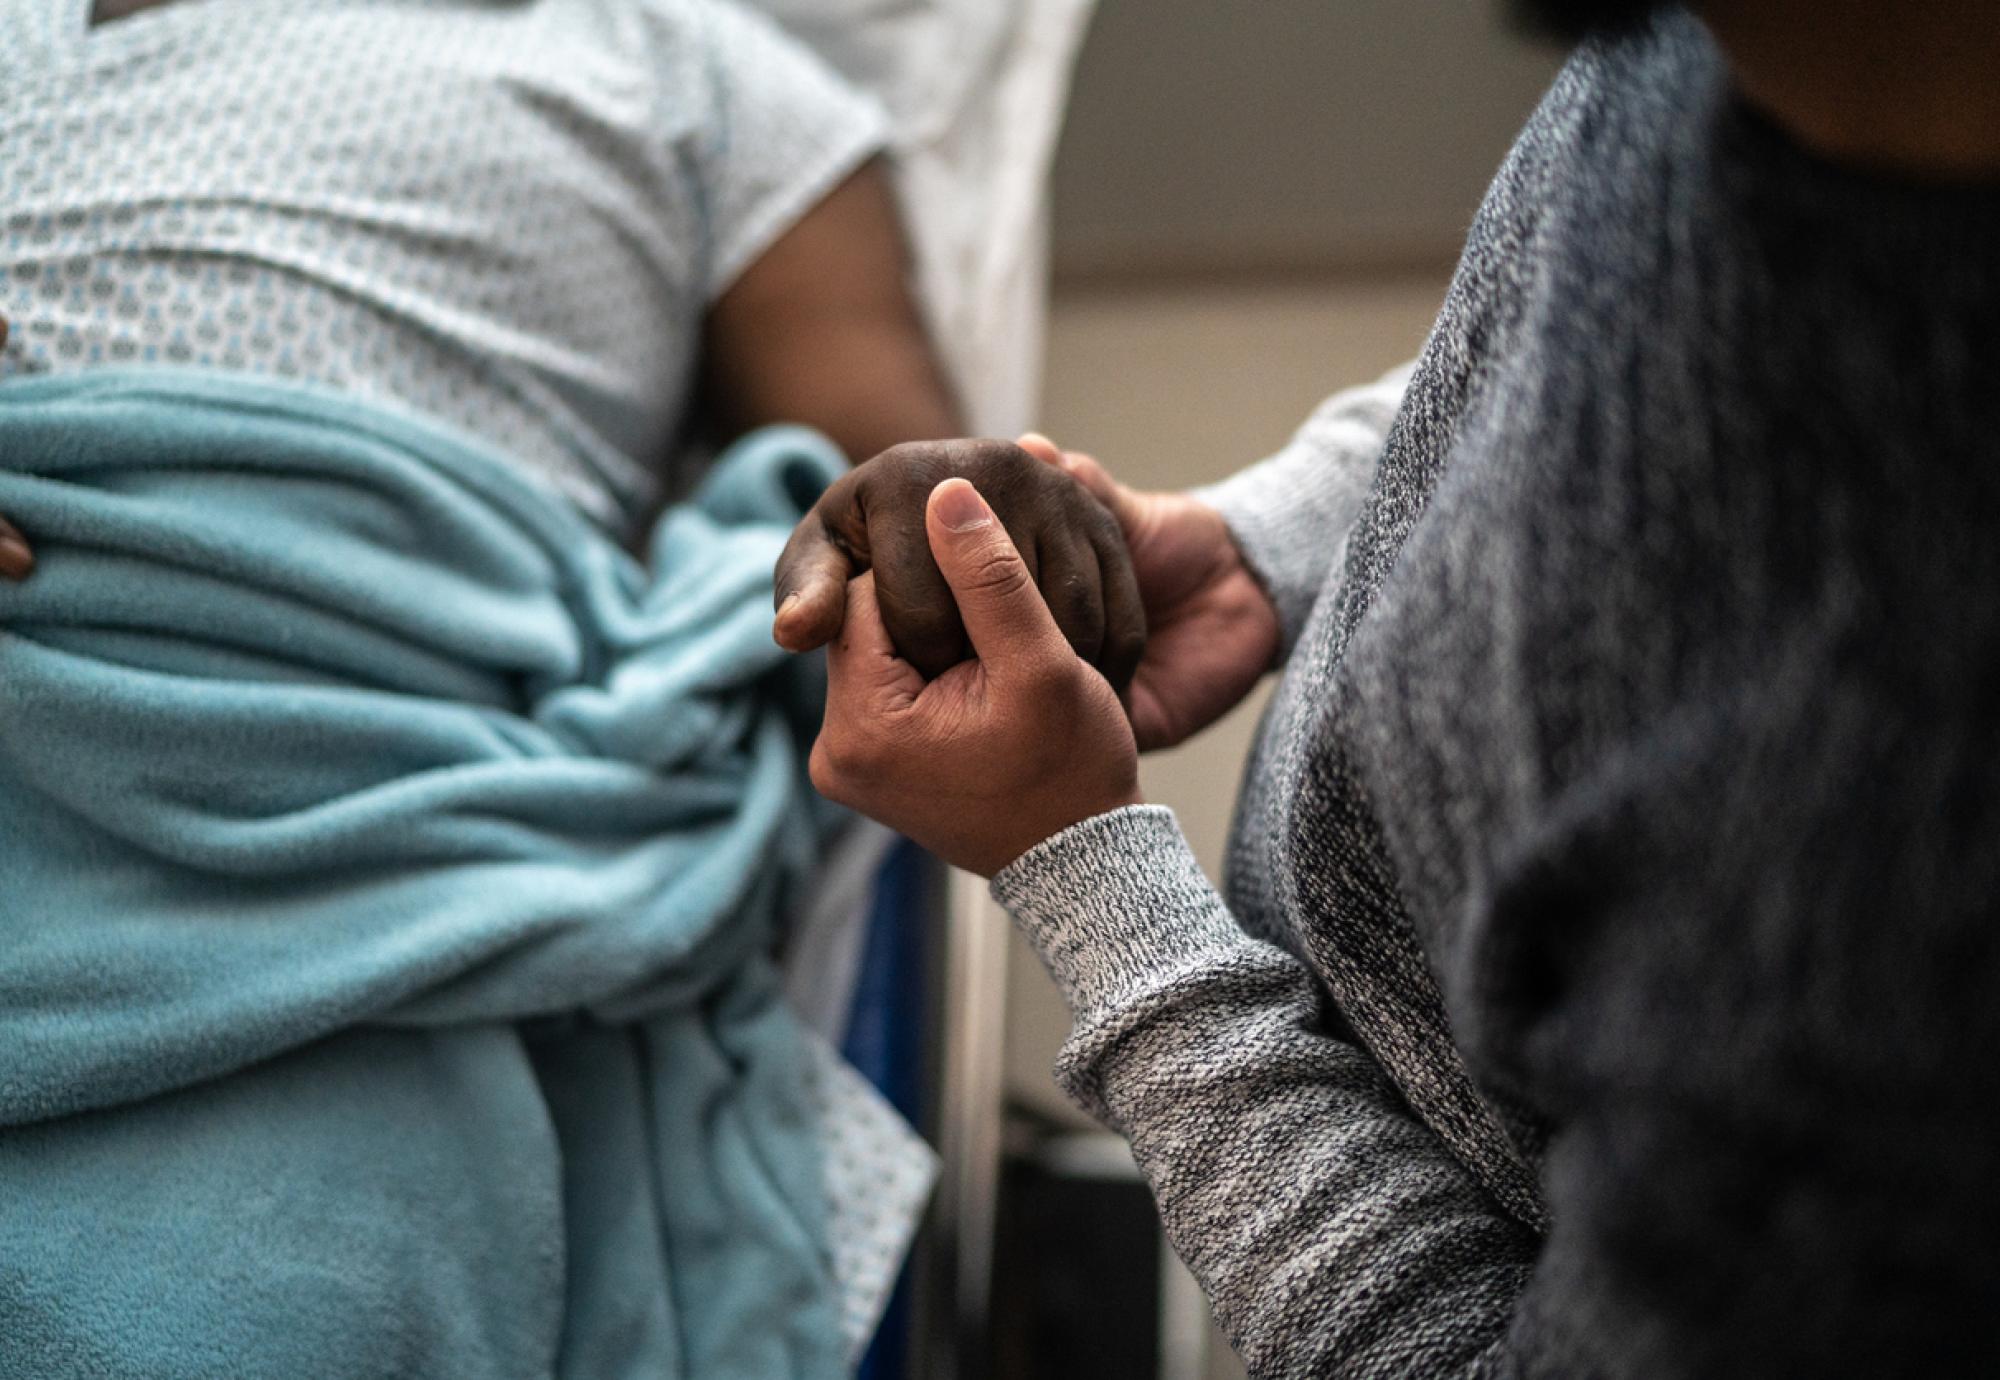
992,12,2000,1377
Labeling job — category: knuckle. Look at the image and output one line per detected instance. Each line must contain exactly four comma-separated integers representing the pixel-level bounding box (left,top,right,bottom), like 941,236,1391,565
1026,459,1115,538
1019,650,1076,698
1084,495,1128,545
811,728,878,792
808,471,858,522
869,442,950,489
952,440,1041,502
807,739,841,798
958,437,1027,474
1108,624,1146,670
873,567,947,621
773,523,820,586
963,545,1033,601
876,588,962,657
1052,573,1104,635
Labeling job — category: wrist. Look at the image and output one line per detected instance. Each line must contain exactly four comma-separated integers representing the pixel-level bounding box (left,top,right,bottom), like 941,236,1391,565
995,784,1145,878
1189,471,1332,654
1185,491,1284,652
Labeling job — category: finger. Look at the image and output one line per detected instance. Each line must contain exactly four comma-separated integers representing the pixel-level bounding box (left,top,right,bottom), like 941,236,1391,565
826,570,922,696
925,478,1065,673
1036,536,1105,669
1016,432,1063,467
1089,514,1146,694
772,515,853,652
1014,441,1135,679
0,515,33,581
817,572,924,802
866,489,969,681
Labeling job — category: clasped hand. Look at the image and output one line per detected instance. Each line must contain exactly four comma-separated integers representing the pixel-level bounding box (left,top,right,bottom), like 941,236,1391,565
0,397,1284,876
775,437,1281,877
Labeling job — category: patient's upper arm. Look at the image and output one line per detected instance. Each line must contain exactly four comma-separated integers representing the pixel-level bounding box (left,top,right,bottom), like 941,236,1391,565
699,159,962,463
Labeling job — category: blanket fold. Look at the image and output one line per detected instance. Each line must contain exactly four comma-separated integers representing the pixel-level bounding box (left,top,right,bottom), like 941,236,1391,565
0,370,850,1379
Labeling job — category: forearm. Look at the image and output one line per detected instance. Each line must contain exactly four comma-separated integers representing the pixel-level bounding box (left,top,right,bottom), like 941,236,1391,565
994,807,1537,1377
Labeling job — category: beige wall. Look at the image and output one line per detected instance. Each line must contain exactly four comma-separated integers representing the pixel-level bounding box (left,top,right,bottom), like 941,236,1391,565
1051,0,1558,278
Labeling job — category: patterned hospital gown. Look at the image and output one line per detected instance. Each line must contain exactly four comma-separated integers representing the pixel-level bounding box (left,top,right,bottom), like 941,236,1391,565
0,0,931,1356
0,0,887,529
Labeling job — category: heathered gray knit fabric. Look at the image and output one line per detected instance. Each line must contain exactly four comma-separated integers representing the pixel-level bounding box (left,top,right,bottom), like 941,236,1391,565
994,11,2000,1377
1189,362,1413,653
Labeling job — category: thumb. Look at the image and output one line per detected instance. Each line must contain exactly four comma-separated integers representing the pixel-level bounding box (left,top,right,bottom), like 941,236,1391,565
925,478,1064,670
773,506,858,653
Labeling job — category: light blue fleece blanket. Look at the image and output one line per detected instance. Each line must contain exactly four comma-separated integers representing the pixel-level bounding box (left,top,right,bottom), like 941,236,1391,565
0,371,850,1379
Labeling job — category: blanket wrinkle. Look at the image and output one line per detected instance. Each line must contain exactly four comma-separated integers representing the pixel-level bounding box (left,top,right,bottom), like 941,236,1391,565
0,370,852,1379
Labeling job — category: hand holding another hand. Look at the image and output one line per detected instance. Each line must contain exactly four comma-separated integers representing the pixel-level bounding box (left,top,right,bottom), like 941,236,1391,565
796,430,1284,871
811,479,1141,878
772,439,1145,690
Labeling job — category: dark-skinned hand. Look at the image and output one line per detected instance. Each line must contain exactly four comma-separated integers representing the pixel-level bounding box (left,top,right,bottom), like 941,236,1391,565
772,437,1145,689
0,310,32,581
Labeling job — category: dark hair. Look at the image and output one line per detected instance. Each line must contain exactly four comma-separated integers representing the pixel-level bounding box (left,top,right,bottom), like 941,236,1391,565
1504,0,1677,43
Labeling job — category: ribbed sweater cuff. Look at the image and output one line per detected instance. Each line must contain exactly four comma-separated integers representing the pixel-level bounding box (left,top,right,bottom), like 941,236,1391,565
990,805,1251,1019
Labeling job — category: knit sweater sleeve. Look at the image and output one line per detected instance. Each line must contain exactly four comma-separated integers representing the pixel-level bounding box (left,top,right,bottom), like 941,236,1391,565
995,688,2000,1378
992,805,1538,1378
1190,364,1412,651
